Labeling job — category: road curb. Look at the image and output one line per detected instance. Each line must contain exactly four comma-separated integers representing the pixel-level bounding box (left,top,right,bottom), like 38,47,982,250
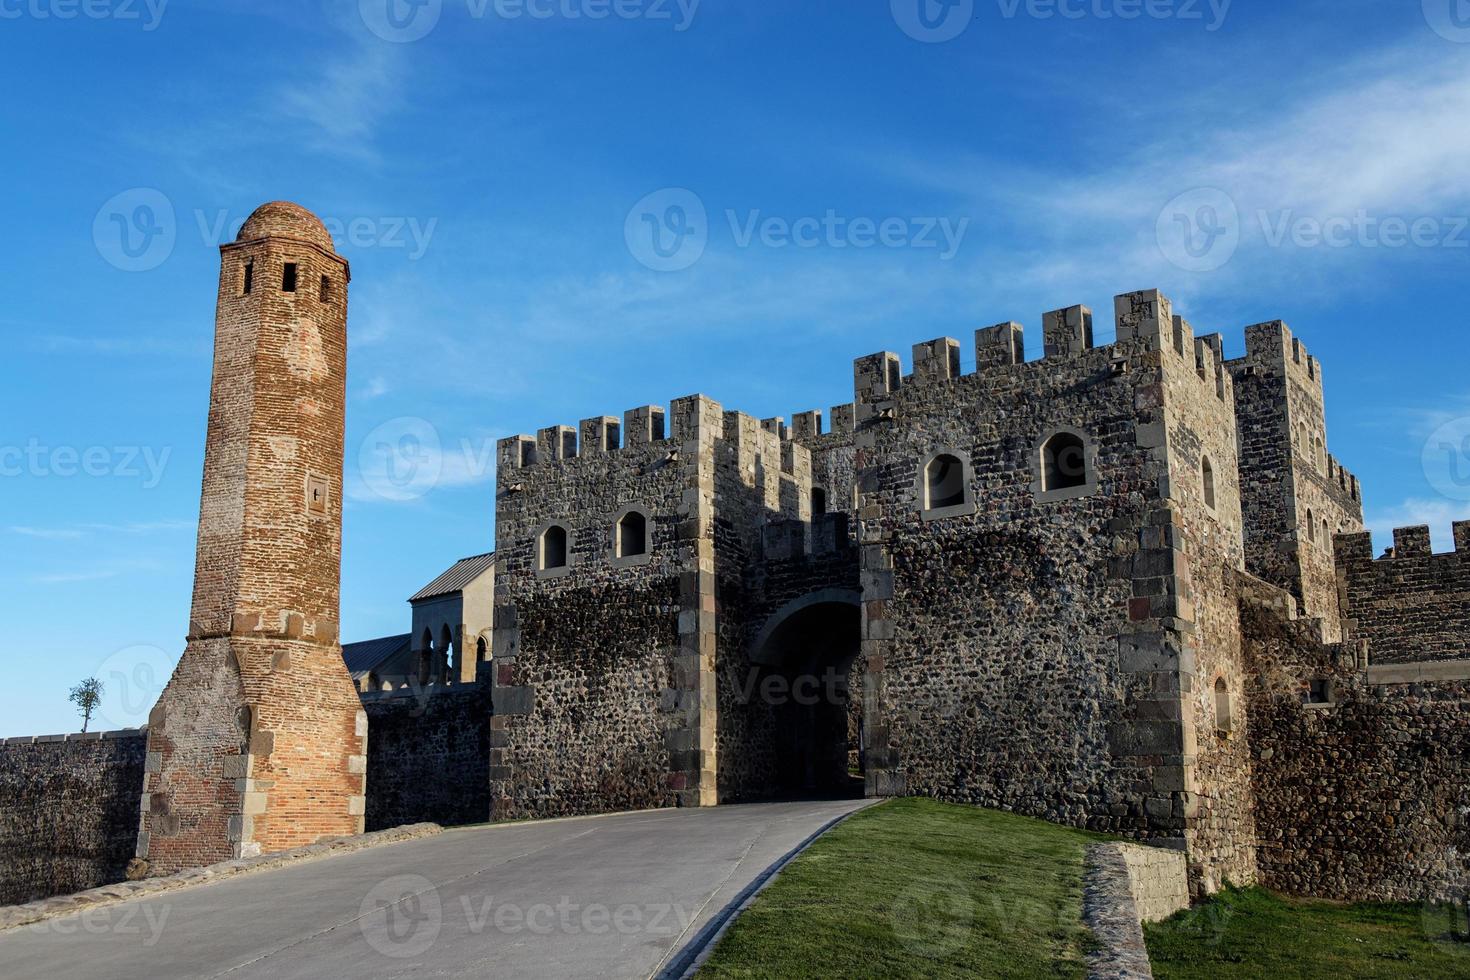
657,798,885,979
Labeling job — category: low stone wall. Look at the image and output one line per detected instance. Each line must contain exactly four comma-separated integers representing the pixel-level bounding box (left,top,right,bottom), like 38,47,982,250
1083,841,1190,979
361,683,491,830
0,730,146,906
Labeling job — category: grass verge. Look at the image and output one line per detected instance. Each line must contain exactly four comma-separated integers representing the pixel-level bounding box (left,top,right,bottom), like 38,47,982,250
1146,885,1470,979
697,797,1105,979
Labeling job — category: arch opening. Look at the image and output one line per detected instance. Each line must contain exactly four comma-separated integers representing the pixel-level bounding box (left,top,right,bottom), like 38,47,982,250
750,597,863,799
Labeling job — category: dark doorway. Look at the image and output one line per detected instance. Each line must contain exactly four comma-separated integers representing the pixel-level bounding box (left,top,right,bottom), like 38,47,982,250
755,599,863,798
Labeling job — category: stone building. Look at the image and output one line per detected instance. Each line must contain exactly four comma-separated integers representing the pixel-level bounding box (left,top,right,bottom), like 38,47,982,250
490,288,1469,901
3,203,1465,910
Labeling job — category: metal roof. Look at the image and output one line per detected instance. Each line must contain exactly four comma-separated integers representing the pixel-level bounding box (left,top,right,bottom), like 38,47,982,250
409,552,495,603
340,633,411,675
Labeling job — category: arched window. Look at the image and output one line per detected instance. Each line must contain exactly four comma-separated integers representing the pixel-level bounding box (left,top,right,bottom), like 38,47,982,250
476,637,489,663
925,454,965,510
539,524,568,571
1201,456,1216,510
812,487,827,516
1040,431,1088,492
616,510,647,558
1214,677,1234,736
440,625,454,685
1306,509,1316,543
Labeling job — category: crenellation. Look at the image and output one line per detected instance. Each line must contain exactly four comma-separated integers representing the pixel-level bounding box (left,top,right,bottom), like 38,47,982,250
579,416,621,454
624,404,667,445
975,321,1024,371
1113,288,1173,352
1456,520,1470,552
790,409,822,439
537,425,577,462
1391,525,1432,556
761,416,787,439
497,435,537,471
1043,303,1094,357
911,337,962,383
828,404,855,436
854,351,902,407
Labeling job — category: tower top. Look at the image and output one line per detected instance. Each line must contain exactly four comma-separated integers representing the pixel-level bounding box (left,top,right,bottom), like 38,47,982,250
237,200,336,254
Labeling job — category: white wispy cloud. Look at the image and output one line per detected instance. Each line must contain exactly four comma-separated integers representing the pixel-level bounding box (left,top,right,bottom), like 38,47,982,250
9,526,84,540
273,35,405,161
10,521,190,540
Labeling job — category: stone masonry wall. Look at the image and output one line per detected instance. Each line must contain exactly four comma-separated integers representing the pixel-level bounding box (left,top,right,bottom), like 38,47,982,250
0,731,146,906
855,299,1191,845
1226,322,1363,640
1242,578,1470,902
362,683,491,830
491,397,721,817
1337,523,1470,665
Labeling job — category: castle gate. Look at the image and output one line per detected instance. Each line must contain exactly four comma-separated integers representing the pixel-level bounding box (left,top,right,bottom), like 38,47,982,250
749,590,863,797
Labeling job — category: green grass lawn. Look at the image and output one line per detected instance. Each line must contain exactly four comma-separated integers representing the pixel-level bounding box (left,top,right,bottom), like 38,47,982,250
697,798,1106,978
1146,885,1470,979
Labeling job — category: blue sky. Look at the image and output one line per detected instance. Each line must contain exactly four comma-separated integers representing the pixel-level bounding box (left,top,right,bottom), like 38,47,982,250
3,0,1469,736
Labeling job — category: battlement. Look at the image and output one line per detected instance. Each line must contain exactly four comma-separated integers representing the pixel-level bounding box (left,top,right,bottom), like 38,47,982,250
1335,522,1470,563
499,396,725,472
852,289,1232,407
1325,454,1362,504
1226,320,1323,392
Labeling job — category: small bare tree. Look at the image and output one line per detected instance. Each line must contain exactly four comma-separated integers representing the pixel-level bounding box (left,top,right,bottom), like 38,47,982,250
69,677,105,733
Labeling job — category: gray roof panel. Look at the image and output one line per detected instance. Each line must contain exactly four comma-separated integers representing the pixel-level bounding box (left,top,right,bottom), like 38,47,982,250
409,552,495,603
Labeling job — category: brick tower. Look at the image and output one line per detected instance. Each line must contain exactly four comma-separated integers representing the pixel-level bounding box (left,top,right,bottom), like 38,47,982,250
135,202,366,875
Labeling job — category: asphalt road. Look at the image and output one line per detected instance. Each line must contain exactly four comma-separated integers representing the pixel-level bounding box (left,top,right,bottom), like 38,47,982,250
0,799,871,980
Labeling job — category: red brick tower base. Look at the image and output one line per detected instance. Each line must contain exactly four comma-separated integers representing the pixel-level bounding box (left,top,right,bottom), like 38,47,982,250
136,202,364,875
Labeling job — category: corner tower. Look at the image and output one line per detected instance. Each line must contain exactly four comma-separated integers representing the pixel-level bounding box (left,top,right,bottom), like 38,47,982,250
136,202,365,875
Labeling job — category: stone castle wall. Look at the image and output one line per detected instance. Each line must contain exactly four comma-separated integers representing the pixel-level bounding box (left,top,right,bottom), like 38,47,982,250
363,684,491,830
0,731,146,906
854,298,1195,847
1242,575,1470,902
1337,524,1470,665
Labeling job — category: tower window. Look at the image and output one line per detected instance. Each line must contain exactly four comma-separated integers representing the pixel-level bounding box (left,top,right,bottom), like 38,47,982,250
1202,457,1216,510
1214,677,1234,736
616,510,647,559
925,454,965,510
1303,679,1331,705
1041,432,1087,492
812,487,827,516
319,274,332,303
282,263,298,292
538,524,568,571
1306,509,1316,543
242,261,254,295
